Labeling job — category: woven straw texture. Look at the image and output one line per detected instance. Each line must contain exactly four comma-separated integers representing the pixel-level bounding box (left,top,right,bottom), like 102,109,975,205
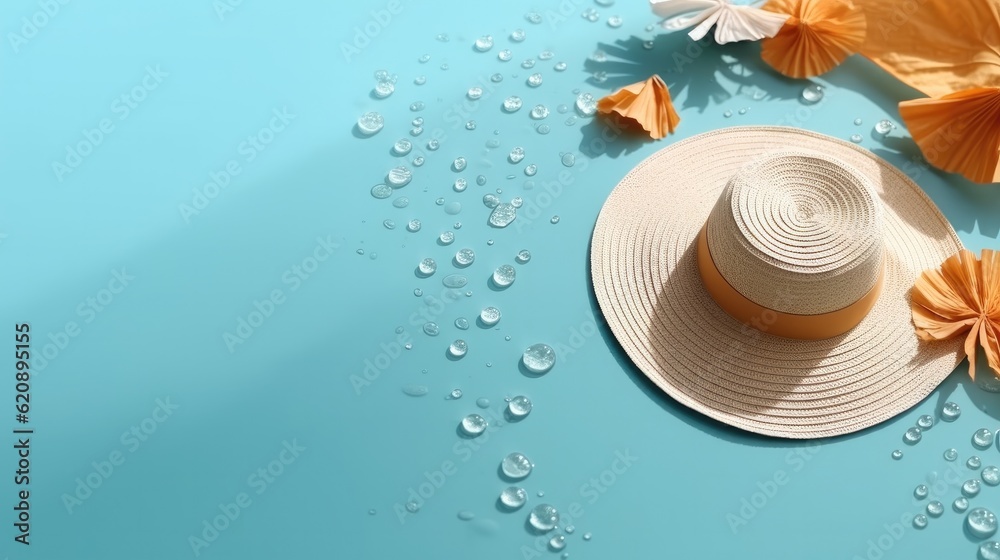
590,127,964,438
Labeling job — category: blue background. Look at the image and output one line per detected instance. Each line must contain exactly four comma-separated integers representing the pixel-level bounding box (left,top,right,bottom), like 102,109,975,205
1,0,999,559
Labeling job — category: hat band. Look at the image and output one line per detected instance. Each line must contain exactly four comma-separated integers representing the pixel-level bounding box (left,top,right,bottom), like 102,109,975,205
696,226,884,340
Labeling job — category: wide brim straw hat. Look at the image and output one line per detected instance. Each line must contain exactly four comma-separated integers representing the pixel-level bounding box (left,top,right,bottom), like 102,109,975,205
590,126,965,439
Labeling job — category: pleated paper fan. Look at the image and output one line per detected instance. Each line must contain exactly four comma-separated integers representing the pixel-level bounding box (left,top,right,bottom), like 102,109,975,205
760,0,866,78
597,75,681,140
899,87,1000,184
651,0,789,44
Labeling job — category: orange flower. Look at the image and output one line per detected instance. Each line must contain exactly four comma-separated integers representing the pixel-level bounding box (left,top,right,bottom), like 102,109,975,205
911,249,1000,380
899,87,1000,185
597,75,680,140
760,0,866,79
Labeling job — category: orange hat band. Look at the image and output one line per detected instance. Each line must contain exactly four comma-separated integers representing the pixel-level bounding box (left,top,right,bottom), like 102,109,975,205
695,225,885,340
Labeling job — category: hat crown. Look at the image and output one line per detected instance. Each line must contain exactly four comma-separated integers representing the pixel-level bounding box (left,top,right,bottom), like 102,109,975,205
705,152,884,315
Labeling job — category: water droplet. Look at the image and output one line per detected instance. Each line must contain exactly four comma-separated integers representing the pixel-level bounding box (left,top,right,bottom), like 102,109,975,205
549,535,567,551
406,219,421,232
454,222,463,230
970,456,983,469
800,84,824,104
525,164,538,176
474,35,494,52
423,322,440,336
371,184,392,199
409,101,425,112
912,514,927,529
607,15,623,27
393,197,410,208
461,413,487,435
643,40,655,49
942,401,961,421
369,252,378,260
927,500,944,517
850,134,863,143
450,388,463,399
874,119,895,135
414,75,426,85
561,153,576,167
917,415,934,429
955,497,970,512
982,542,1000,560
498,49,512,62
575,93,597,116
984,466,1000,486
903,427,922,444
891,450,903,460
511,28,528,41
500,486,527,509
443,275,468,290
530,105,550,119
527,73,543,87
410,126,423,136
582,532,592,541
854,117,863,126
413,288,422,296
529,504,559,531
381,219,396,230
493,265,516,287
723,110,732,118
945,448,959,461
550,215,560,224
511,197,523,208
439,231,455,245
516,249,531,263
968,508,999,539
455,248,476,266
444,201,462,215
373,80,395,98
554,61,568,72
418,54,431,63
387,166,412,187
465,120,477,130
457,510,475,521
402,385,429,397
491,73,504,83
406,500,420,513
523,343,555,374
509,147,526,163
522,59,536,69
501,452,533,479
489,203,517,228
914,484,928,499
357,112,384,135
974,428,994,449
965,479,982,497
483,194,501,208
393,138,413,156
418,258,437,276
476,174,488,186
565,115,578,126
368,508,377,515
453,178,468,193
738,107,748,115
467,87,484,100
503,96,523,112
508,396,532,417
480,306,501,326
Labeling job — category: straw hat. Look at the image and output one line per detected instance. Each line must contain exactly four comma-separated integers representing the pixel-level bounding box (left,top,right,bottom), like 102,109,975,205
591,126,965,438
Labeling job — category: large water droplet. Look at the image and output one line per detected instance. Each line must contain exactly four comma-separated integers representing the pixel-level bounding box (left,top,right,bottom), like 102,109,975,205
527,73,543,87
850,134,862,143
439,231,456,245
975,428,995,449
516,249,532,263
371,184,392,199
607,14,623,27
942,401,961,421
549,535,567,550
965,479,982,497
980,541,1000,560
444,201,462,215
373,80,395,98
523,343,556,374
984,466,1000,486
970,456,983,469
483,194,501,208
423,322,440,336
450,388,463,399
387,166,412,187
489,203,517,228
503,96,523,113
524,164,538,176
508,396,532,418
531,105,550,119
968,508,998,539
575,93,597,116
914,484,928,499
418,258,437,276
392,197,410,208
912,514,927,529
402,385,429,397
493,265,516,287
927,500,944,517
955,497,970,513
461,414,487,435
511,28,527,41
561,153,576,167
945,448,959,461
357,112,385,135
443,274,468,289
449,339,468,358
453,157,468,171
500,486,527,509
406,219,421,232
501,452,533,479
509,147,526,163
406,500,420,513
393,138,412,155
891,450,903,460
903,427,922,444
917,415,934,429
455,248,476,266
530,504,559,532
480,306,501,326
874,119,895,135
800,84,824,104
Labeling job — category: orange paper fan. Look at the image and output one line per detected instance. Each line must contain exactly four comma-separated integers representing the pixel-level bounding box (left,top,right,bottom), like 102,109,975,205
899,87,1000,184
760,0,866,79
597,75,680,139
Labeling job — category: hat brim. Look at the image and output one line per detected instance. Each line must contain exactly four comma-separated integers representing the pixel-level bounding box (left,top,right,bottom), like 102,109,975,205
590,126,964,439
